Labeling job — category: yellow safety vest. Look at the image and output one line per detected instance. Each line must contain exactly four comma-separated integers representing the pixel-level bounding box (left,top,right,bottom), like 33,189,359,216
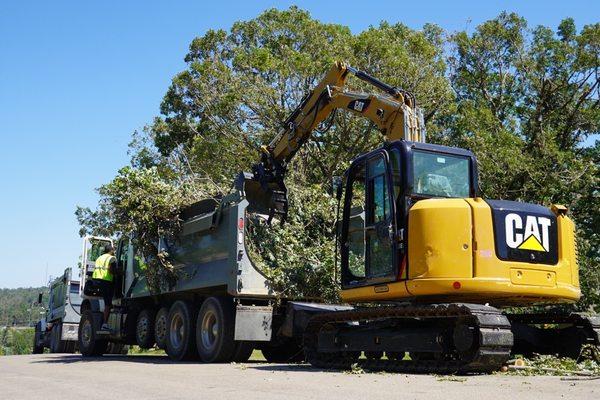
93,253,115,282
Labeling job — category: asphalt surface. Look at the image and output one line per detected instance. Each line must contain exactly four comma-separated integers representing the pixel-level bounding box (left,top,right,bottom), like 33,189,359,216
1,354,598,400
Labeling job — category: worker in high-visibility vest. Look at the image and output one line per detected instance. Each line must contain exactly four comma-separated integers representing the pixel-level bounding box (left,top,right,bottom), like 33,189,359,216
92,244,116,331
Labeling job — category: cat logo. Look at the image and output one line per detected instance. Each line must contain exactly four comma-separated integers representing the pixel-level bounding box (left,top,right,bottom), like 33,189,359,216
353,101,365,112
505,213,551,252
348,99,370,113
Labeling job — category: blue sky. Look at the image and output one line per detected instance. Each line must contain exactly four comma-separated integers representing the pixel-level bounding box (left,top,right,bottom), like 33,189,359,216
1,0,598,288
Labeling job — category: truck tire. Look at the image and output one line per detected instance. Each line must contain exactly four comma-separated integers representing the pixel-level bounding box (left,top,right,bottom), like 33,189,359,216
32,322,44,354
166,301,198,361
154,307,169,349
107,343,129,354
78,310,108,357
50,323,66,353
261,340,305,363
65,341,77,353
195,297,236,363
136,309,156,349
232,341,254,362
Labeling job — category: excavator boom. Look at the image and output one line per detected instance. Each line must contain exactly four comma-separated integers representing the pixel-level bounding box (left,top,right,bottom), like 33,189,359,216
265,62,426,164
237,62,426,219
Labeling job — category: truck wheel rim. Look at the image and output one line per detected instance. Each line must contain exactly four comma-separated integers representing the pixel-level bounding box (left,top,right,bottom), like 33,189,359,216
138,317,149,341
82,319,92,346
170,313,184,349
156,316,167,343
201,311,219,350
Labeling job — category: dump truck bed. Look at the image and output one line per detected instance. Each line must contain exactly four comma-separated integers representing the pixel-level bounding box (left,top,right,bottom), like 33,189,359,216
125,193,273,300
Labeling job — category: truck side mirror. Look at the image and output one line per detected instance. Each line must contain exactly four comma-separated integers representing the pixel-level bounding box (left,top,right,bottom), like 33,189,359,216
37,292,43,305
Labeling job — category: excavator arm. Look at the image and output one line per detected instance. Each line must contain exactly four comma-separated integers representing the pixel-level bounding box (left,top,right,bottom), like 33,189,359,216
235,62,427,220
265,62,425,165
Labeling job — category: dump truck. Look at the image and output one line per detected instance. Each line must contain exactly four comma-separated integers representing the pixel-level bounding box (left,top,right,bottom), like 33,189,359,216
78,63,599,372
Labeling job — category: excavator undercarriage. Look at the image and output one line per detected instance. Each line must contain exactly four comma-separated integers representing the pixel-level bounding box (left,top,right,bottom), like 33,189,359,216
303,303,513,373
508,312,600,359
301,305,599,373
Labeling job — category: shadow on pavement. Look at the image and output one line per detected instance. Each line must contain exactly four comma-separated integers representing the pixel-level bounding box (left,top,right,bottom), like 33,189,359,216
249,363,327,373
30,354,293,367
32,354,176,365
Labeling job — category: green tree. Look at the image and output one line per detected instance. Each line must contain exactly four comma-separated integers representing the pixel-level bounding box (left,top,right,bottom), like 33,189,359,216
0,327,35,356
134,7,451,185
0,287,47,327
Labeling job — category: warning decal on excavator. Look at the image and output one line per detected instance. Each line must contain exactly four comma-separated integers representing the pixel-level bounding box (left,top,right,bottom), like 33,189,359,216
487,200,558,265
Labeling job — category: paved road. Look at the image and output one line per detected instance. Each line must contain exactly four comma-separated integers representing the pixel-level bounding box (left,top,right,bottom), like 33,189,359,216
1,354,598,400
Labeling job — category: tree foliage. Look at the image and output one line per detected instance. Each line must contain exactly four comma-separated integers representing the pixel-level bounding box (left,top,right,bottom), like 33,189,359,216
78,8,599,309
0,327,35,356
246,176,339,301
139,6,451,187
0,287,47,327
77,167,200,292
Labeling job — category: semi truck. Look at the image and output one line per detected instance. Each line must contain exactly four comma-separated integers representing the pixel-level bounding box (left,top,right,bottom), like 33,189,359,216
78,63,599,372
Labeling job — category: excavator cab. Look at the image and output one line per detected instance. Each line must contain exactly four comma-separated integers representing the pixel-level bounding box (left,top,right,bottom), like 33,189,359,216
340,140,478,291
339,139,581,307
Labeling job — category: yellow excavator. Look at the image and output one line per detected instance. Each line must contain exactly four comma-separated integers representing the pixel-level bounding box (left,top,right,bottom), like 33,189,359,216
241,62,599,372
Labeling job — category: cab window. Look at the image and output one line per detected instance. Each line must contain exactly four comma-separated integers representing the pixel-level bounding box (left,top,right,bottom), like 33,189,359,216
412,151,470,198
368,157,390,223
346,160,367,279
366,155,393,278
389,149,402,203
118,245,126,269
87,239,111,262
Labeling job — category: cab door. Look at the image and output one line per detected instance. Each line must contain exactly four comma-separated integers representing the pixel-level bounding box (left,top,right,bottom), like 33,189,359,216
115,237,131,299
80,236,113,296
341,149,398,288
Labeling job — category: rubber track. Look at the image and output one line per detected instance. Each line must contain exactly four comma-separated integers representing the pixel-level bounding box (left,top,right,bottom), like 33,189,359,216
584,314,600,344
542,313,598,344
303,303,513,374
508,312,600,347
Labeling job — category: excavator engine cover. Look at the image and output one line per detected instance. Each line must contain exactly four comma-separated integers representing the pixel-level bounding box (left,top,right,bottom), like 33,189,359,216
404,198,580,306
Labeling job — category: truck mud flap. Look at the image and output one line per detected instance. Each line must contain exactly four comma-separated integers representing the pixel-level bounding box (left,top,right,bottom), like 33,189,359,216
234,304,273,341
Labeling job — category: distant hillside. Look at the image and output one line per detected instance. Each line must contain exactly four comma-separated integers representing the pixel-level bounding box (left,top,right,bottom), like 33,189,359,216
0,327,35,355
0,287,48,327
